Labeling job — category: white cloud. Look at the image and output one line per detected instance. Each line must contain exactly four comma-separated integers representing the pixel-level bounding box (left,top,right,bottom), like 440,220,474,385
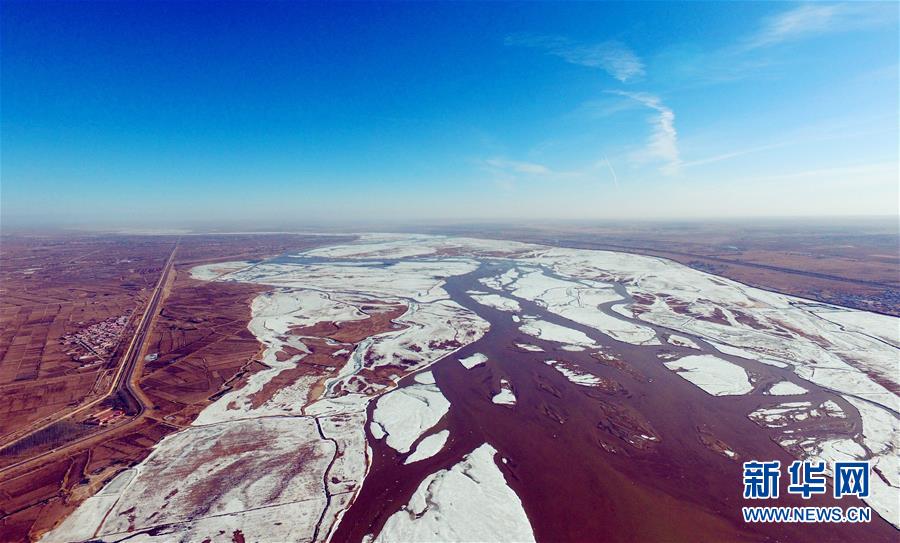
743,2,894,50
681,142,789,169
609,91,681,175
484,158,554,176
482,158,582,186
599,156,620,189
506,34,644,82
480,156,633,191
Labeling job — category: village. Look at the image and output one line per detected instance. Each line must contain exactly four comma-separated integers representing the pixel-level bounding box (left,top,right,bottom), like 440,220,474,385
61,313,131,365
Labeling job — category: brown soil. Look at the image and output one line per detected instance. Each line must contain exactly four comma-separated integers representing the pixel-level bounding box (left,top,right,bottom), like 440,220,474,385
0,233,351,542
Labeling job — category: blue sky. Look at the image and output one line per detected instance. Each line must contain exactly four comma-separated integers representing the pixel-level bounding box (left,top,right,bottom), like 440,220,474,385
2,1,897,226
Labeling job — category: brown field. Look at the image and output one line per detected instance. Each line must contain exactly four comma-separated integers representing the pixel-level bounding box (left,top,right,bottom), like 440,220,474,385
0,235,170,444
0,232,352,542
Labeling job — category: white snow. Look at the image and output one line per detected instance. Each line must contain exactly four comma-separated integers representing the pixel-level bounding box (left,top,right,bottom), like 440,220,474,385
492,379,517,406
819,400,845,418
370,422,386,440
374,443,535,543
413,371,436,385
766,381,808,396
459,352,488,369
504,269,659,345
750,402,814,428
664,354,753,396
470,293,522,313
63,233,899,539
44,417,333,542
667,334,700,350
189,260,256,281
519,318,596,347
404,430,450,465
810,308,900,348
841,396,900,527
544,360,602,387
372,382,450,454
479,268,521,290
41,470,135,542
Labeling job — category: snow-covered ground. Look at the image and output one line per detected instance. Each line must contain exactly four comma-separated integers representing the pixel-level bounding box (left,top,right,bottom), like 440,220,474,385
500,268,659,345
188,260,256,281
43,417,333,543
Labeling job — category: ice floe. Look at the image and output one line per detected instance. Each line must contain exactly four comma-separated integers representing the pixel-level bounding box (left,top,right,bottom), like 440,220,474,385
751,402,814,428
663,354,752,396
374,443,535,542
404,430,450,465
545,359,602,387
459,352,488,369
470,292,522,313
413,371,436,385
519,318,596,348
667,334,700,350
492,379,516,406
766,381,808,396
372,381,450,454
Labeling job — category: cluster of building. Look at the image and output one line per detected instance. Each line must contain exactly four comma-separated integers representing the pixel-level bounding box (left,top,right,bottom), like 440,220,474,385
85,407,127,426
62,313,130,364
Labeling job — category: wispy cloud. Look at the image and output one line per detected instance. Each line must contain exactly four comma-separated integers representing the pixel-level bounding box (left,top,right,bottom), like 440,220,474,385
506,34,644,82
681,142,789,169
484,158,556,176
482,158,581,188
608,91,681,175
742,2,894,50
681,114,898,169
731,161,898,186
481,156,630,190
600,156,620,189
647,3,894,88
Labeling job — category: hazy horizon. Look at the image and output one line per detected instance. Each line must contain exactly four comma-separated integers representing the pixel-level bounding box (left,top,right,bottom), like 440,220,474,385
3,215,898,236
2,1,898,228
